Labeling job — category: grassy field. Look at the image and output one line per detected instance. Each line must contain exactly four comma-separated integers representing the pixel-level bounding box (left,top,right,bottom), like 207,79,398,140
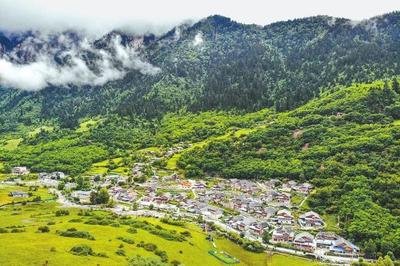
85,157,129,176
76,118,103,133
0,198,264,266
0,182,323,266
270,254,321,266
0,185,55,205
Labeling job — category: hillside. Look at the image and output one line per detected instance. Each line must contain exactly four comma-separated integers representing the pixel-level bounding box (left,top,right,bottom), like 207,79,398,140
1,78,400,259
1,12,400,130
178,78,400,258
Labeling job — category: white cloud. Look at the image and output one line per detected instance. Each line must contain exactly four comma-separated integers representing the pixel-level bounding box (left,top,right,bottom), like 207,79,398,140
0,0,398,36
192,32,204,46
0,35,161,91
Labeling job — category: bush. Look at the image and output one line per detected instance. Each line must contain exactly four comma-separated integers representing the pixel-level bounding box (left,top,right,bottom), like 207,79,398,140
143,243,157,252
38,226,50,233
70,244,93,256
55,209,70,216
58,228,95,240
117,236,135,244
115,249,126,256
10,228,25,233
180,231,191,237
127,227,138,234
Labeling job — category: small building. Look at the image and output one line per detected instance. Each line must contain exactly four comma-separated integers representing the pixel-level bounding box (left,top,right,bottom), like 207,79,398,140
271,227,295,243
274,209,294,225
315,231,339,248
330,238,360,255
9,191,29,198
12,167,30,175
71,190,92,204
293,232,316,252
298,211,325,229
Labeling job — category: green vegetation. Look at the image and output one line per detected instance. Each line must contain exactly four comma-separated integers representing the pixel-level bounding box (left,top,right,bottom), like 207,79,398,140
1,79,400,260
178,79,400,257
209,249,240,264
0,200,273,266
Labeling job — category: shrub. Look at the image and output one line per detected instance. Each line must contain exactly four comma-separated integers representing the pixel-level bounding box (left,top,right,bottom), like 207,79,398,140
38,226,50,233
180,231,191,238
115,249,126,256
58,228,95,240
143,243,157,252
55,209,69,217
70,244,93,256
117,236,135,244
127,227,138,234
10,228,25,233
171,260,181,266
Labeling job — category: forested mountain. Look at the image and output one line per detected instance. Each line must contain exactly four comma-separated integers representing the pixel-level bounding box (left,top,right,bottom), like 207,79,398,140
1,12,400,260
1,12,400,130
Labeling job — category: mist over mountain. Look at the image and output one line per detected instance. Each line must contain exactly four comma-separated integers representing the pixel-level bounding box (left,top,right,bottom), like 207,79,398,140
0,12,400,129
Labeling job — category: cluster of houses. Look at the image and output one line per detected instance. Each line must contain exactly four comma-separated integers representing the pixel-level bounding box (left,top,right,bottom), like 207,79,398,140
271,228,359,255
6,164,360,257
39,171,67,187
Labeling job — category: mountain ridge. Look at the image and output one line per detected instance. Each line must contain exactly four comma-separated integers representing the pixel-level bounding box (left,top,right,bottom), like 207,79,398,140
0,11,400,130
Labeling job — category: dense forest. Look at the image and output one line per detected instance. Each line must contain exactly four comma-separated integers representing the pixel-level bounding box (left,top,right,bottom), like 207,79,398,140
1,12,400,130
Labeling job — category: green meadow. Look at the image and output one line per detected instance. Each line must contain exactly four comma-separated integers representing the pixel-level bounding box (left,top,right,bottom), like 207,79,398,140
0,185,321,266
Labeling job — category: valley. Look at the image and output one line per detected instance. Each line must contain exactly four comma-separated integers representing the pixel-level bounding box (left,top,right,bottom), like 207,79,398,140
1,79,400,265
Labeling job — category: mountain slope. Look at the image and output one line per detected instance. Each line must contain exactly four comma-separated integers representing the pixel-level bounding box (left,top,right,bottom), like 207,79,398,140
1,12,400,130
178,78,400,257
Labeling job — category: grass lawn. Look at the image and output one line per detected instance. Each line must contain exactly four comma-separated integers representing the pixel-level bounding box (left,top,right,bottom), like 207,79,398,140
270,253,322,266
290,193,305,206
322,214,340,233
209,249,240,264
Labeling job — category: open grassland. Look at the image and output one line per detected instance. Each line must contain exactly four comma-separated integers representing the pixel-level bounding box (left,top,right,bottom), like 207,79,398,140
269,254,322,266
0,196,321,266
0,185,55,205
85,157,129,176
76,118,103,133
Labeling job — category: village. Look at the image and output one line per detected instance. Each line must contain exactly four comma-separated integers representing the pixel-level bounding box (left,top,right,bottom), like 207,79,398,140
3,163,361,264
